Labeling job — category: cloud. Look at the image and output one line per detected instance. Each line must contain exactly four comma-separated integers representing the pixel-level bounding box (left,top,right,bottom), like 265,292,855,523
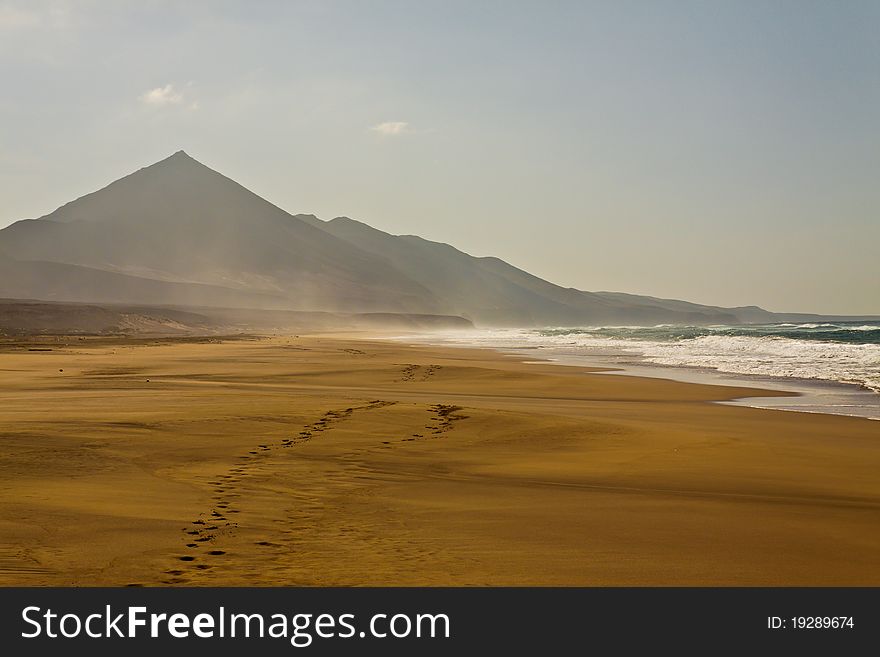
0,6,41,29
370,121,410,136
0,7,39,29
139,83,199,111
0,3,74,30
139,84,185,106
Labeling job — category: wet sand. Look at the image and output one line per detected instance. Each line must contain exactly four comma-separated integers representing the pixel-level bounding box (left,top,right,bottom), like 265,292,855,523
0,334,878,586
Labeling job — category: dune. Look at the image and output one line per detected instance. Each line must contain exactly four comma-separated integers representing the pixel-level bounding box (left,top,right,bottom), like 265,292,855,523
0,334,877,586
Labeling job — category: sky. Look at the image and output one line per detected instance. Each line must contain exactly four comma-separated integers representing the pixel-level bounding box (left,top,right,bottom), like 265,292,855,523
1,0,878,314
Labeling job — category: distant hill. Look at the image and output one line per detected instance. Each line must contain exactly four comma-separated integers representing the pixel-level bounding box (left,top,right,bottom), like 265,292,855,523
0,152,874,327
0,298,471,336
0,251,288,308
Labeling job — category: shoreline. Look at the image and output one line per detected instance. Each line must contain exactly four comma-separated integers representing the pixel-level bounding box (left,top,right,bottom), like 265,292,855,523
1,333,878,586
388,331,880,421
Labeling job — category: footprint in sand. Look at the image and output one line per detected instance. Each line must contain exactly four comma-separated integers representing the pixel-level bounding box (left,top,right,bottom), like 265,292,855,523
169,401,396,581
426,404,468,436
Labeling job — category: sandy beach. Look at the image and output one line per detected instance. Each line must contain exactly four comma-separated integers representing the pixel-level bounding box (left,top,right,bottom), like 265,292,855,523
0,334,878,586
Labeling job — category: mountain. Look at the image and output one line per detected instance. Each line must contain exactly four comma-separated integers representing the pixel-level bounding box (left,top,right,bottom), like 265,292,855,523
0,151,436,314
0,152,872,327
300,215,750,325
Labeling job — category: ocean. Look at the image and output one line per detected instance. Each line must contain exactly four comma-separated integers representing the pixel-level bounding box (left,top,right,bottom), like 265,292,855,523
404,322,880,420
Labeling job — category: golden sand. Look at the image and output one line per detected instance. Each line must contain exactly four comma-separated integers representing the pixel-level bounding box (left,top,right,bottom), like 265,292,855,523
0,334,877,586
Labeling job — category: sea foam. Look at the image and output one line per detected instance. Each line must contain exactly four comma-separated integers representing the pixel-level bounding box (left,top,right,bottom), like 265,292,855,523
424,323,880,394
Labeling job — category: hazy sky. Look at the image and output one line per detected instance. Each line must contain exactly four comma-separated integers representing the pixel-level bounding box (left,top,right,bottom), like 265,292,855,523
1,0,878,314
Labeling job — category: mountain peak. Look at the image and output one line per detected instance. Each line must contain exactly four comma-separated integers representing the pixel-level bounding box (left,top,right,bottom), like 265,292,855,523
158,149,198,166
140,149,214,177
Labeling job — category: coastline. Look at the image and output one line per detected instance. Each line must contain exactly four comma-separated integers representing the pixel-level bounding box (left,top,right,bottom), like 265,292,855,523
392,330,880,421
1,333,878,586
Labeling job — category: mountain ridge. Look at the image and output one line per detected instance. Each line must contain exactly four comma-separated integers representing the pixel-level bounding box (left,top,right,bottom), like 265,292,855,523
1,152,874,327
